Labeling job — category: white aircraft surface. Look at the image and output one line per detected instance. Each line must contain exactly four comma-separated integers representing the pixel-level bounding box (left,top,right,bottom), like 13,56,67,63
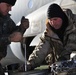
1,0,76,68
10,0,54,24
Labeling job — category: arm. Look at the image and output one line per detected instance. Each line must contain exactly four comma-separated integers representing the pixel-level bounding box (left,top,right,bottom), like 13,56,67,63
59,9,75,60
0,17,23,46
27,33,51,69
7,16,29,34
6,16,29,42
60,30,76,60
0,35,11,46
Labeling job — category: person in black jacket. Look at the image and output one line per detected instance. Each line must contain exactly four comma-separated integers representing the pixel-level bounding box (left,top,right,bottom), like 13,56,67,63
0,0,29,74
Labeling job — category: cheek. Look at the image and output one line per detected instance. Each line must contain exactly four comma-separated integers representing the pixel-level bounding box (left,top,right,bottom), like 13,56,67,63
49,21,53,26
0,7,6,12
58,20,62,26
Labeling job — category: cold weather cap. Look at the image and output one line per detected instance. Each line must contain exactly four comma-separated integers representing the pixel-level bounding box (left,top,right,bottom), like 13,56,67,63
47,3,64,19
0,0,16,6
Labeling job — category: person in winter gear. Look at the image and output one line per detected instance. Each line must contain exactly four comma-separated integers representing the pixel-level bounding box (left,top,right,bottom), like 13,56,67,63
26,3,76,71
0,0,29,74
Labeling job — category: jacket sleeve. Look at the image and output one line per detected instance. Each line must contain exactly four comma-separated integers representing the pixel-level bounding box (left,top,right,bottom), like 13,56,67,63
7,18,21,33
8,17,26,36
61,26,76,59
28,33,51,68
0,17,21,46
0,35,11,46
60,9,76,59
0,18,15,46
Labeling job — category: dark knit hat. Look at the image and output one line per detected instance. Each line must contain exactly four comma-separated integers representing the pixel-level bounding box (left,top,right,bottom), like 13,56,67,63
47,3,64,19
0,0,16,6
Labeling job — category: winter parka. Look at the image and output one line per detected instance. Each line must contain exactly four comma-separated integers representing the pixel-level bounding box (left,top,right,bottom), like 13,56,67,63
0,14,21,60
27,9,76,68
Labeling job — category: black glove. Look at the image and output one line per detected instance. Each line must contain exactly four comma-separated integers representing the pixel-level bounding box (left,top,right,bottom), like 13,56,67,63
18,63,34,72
58,54,70,61
20,16,29,34
58,56,67,61
18,64,25,72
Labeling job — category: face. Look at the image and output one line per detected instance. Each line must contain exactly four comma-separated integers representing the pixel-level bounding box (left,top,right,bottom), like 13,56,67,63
0,3,12,15
48,17,62,29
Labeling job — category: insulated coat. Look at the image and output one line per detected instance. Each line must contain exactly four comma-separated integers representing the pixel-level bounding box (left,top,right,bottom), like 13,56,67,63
28,9,76,68
0,14,21,60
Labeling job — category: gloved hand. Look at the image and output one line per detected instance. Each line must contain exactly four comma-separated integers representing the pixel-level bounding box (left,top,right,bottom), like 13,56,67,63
57,56,68,61
18,63,34,72
20,16,29,33
58,54,70,61
27,61,34,71
9,32,23,42
17,64,25,72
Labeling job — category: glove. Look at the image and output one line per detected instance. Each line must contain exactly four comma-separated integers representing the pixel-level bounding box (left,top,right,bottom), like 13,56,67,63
27,61,34,71
58,56,67,61
9,32,23,42
20,16,29,33
58,54,70,61
18,63,34,72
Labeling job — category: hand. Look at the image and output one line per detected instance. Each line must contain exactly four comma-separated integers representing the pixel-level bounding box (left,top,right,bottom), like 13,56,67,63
18,62,34,72
9,32,23,42
58,56,67,61
20,16,29,32
58,54,70,61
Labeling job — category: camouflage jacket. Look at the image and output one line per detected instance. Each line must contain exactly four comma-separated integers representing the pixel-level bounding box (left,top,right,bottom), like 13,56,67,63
28,9,76,69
